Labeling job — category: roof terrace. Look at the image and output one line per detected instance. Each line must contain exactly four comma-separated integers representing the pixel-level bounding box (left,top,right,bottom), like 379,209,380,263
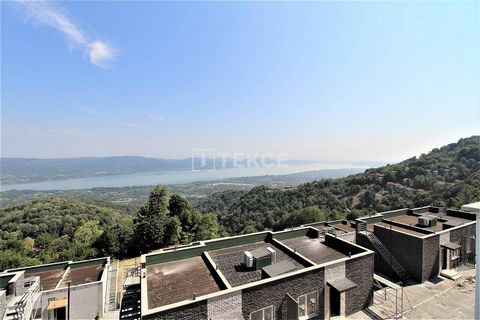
279,235,347,264
208,241,304,287
141,227,370,315
27,269,66,291
147,256,220,309
360,206,476,238
59,263,104,288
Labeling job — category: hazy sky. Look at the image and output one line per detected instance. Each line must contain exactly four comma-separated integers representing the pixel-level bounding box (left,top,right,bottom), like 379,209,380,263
2,1,479,162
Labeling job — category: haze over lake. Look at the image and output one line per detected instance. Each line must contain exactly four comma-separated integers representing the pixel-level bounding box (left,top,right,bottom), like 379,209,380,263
0,162,367,191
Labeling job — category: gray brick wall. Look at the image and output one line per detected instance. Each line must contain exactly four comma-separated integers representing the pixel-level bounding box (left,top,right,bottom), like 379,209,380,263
356,234,394,279
344,254,374,316
422,235,440,282
143,300,208,320
242,268,325,320
208,291,242,320
373,226,424,282
450,224,476,243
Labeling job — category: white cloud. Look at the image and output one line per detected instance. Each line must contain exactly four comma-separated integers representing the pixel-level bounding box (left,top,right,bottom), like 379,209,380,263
81,107,97,115
123,122,142,128
149,114,164,120
15,0,117,68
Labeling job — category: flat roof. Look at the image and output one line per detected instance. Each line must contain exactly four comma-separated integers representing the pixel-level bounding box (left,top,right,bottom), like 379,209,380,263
59,265,103,287
280,236,347,264
26,269,65,291
147,256,220,309
333,223,355,233
371,210,475,237
208,241,304,287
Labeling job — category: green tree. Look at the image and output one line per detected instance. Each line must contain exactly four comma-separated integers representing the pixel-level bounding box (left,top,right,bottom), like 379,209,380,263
169,194,193,228
163,216,181,246
73,221,103,246
133,184,170,252
196,212,219,241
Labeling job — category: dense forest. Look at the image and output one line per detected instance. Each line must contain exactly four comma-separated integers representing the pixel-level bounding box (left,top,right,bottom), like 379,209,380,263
1,136,478,270
0,186,219,270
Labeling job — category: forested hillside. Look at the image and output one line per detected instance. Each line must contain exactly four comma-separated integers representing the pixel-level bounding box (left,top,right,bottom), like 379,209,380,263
0,198,133,269
1,136,478,269
0,186,219,270
198,136,480,234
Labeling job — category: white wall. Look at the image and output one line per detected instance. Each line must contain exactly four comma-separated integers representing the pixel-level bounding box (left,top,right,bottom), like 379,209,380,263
41,282,102,320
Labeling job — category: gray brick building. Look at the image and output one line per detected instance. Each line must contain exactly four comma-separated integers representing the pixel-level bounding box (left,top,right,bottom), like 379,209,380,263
140,228,374,320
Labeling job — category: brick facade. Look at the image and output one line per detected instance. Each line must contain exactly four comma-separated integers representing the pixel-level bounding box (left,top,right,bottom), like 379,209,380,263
421,235,439,282
344,254,374,316
373,226,424,282
450,223,476,243
207,290,242,320
324,262,346,319
241,268,325,320
439,232,450,246
142,300,208,320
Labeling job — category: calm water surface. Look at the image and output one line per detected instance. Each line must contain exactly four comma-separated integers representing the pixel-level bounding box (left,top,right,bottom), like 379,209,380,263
1,162,365,191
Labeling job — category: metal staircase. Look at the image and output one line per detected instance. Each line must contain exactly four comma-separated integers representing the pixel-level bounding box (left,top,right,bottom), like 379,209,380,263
357,221,408,281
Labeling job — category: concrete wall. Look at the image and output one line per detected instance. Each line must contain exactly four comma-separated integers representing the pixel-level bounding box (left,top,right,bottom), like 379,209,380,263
241,267,325,320
40,282,103,320
142,300,208,320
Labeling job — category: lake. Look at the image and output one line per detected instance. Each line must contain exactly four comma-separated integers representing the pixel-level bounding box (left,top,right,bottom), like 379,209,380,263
0,162,367,191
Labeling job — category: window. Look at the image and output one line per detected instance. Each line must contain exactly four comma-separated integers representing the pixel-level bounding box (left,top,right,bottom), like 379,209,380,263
452,248,460,260
250,305,274,320
298,291,318,318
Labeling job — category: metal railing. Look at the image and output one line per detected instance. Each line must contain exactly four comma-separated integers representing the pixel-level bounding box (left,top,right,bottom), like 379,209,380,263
3,277,41,320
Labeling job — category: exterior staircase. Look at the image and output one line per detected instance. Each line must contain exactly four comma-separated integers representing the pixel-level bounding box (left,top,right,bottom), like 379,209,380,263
119,284,141,320
357,221,408,281
108,260,119,311
3,277,41,320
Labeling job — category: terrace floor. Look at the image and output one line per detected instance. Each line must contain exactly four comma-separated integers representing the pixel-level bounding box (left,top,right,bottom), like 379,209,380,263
387,215,446,232
333,223,356,233
280,236,347,265
208,242,304,287
374,221,426,237
26,269,65,291
59,265,103,287
147,256,220,309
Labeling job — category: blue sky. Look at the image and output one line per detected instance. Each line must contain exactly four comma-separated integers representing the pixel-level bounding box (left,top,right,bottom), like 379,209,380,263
1,1,479,161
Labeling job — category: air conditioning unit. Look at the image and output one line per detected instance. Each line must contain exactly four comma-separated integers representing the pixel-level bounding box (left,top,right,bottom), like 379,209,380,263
418,216,437,227
266,247,276,263
244,251,254,268
418,216,430,227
